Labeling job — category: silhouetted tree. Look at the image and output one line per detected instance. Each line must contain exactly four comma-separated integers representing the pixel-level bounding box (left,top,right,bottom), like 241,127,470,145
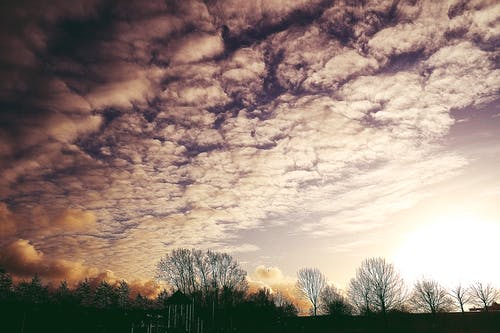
157,248,197,294
116,280,130,309
348,272,372,314
348,257,406,314
296,267,326,316
411,278,452,314
75,278,94,307
207,250,247,292
0,266,13,302
470,282,498,312
133,293,154,310
273,290,298,317
15,274,49,305
320,285,353,316
155,288,171,309
278,300,299,317
450,283,471,313
53,280,75,305
156,248,247,302
245,288,277,324
94,280,117,309
248,288,274,308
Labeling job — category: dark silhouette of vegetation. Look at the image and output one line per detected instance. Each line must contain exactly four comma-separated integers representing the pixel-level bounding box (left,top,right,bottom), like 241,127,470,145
470,282,498,312
319,285,353,316
450,283,471,313
410,278,453,314
156,248,254,330
1,252,499,333
348,257,406,314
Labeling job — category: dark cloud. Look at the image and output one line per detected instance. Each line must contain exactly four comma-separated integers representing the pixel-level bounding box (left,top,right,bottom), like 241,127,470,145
0,0,499,284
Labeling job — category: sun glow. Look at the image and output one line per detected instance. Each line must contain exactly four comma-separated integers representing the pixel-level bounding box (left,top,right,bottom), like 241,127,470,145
395,212,500,286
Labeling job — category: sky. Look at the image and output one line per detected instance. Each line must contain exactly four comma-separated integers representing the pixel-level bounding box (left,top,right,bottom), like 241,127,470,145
0,0,499,298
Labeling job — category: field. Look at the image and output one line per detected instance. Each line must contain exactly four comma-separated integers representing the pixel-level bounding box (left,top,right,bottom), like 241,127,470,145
2,303,499,333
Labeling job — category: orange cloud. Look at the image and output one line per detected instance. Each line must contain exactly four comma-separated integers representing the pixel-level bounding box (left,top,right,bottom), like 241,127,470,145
0,239,98,283
52,208,96,230
249,265,311,315
0,238,162,298
128,279,163,299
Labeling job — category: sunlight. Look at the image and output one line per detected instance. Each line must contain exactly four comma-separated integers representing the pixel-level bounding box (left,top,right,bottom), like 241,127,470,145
394,212,500,286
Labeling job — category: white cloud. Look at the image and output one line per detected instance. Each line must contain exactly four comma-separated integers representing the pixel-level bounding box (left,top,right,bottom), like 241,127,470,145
170,33,225,64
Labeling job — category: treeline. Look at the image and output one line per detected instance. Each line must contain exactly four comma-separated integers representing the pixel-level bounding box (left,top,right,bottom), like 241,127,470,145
0,262,296,333
296,257,499,316
0,268,159,333
1,250,499,332
155,248,298,331
156,251,499,317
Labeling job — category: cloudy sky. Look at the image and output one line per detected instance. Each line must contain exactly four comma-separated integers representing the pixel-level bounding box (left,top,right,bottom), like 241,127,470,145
0,0,499,294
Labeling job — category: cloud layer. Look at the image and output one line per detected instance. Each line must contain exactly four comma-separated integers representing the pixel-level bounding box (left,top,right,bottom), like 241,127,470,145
0,0,499,283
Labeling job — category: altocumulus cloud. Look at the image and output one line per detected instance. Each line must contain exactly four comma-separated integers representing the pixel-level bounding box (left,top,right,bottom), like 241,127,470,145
0,0,499,282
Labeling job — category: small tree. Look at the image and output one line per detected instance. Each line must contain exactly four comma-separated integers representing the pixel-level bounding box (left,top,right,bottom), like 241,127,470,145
133,293,154,310
94,280,117,309
116,280,130,309
0,267,13,302
53,280,74,305
320,285,352,316
273,291,298,317
470,282,498,312
156,289,171,309
296,268,326,316
411,278,452,314
75,279,93,307
450,283,470,313
15,274,49,305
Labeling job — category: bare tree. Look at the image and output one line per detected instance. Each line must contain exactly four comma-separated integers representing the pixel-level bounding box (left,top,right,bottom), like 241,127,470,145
470,282,498,312
450,283,471,313
348,274,372,314
296,268,326,316
206,250,247,292
411,278,452,314
348,257,406,314
320,285,352,316
156,248,247,300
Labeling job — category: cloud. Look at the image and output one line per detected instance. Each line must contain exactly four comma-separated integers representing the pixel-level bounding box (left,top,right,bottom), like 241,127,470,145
211,0,325,36
169,33,225,64
0,203,18,237
0,204,97,241
0,239,100,283
251,265,286,284
86,63,164,109
248,265,312,314
0,238,162,297
128,279,163,299
52,208,97,230
302,50,379,91
0,0,498,288
217,243,260,253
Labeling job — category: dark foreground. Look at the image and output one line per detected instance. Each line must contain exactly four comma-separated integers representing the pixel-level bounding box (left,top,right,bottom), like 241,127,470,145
1,305,499,333
282,312,500,333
